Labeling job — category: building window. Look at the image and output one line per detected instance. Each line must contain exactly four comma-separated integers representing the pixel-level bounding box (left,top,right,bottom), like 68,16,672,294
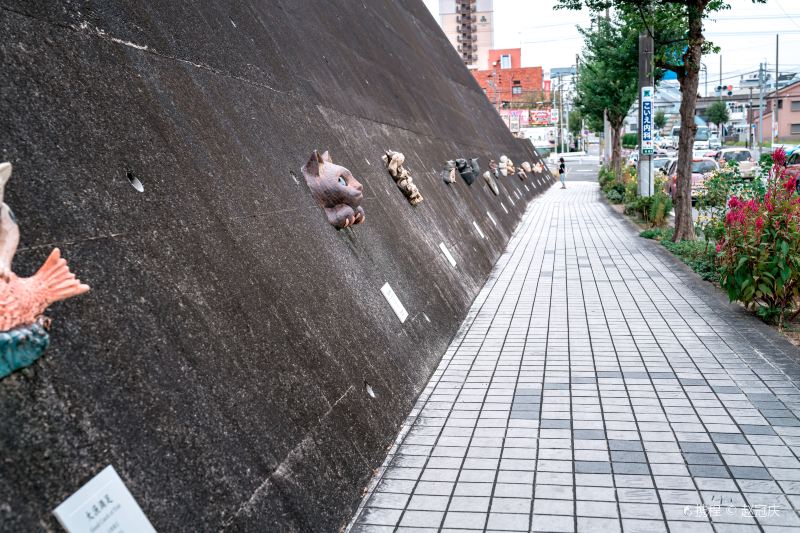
791,123,800,135
792,101,800,112
778,99,783,109
500,54,511,69
512,86,522,95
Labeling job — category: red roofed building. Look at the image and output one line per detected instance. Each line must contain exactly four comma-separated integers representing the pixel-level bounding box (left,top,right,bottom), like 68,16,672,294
471,48,545,109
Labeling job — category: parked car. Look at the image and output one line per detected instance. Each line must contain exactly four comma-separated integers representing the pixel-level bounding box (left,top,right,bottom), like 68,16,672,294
653,157,672,177
714,148,756,178
709,135,722,149
785,151,800,183
694,149,717,159
666,158,719,202
626,151,639,167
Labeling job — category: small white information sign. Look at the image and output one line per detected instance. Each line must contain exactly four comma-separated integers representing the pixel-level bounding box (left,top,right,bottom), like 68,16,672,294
53,465,156,533
472,221,486,239
508,197,515,206
486,212,497,227
514,191,521,200
501,203,509,214
380,283,408,323
524,185,530,192
438,242,457,267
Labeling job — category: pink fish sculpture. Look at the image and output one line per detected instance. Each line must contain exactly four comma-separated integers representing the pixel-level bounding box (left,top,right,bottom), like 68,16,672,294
0,162,89,377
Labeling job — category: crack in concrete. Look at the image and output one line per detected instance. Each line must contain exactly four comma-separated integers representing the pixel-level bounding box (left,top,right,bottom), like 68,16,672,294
0,4,289,96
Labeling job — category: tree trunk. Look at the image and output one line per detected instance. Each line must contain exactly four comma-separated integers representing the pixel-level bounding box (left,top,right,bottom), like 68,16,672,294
673,1,706,242
611,123,623,182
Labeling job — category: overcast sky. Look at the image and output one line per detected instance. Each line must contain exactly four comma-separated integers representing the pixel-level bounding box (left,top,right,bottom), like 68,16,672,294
423,0,800,94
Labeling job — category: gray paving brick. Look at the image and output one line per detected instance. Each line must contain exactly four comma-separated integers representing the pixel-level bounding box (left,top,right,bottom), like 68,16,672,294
349,182,800,532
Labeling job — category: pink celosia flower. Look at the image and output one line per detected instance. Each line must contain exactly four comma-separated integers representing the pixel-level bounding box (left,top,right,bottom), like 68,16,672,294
774,147,787,167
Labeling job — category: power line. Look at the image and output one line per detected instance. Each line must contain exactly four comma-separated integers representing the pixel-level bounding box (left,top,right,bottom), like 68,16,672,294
775,0,800,30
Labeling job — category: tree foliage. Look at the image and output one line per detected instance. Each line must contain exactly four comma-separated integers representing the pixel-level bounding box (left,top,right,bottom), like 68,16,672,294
706,100,730,127
555,0,766,242
654,109,667,131
568,108,582,137
573,15,639,179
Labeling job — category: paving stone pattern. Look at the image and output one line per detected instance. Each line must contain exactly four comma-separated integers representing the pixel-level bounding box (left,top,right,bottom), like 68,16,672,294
350,182,800,532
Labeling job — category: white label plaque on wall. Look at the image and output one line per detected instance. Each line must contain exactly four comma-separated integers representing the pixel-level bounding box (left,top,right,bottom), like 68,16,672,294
53,465,156,533
486,212,497,227
501,203,509,214
439,242,457,268
381,282,408,323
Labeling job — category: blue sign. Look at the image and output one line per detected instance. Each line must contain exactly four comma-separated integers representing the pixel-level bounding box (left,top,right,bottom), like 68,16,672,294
641,86,655,154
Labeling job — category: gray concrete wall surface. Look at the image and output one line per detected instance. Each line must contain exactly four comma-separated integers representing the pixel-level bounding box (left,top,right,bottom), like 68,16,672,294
0,1,553,531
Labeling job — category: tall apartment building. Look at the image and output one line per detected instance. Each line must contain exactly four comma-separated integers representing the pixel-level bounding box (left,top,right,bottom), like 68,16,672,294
439,0,493,69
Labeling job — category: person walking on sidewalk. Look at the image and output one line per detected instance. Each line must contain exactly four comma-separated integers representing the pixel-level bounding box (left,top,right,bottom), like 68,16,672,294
558,157,566,189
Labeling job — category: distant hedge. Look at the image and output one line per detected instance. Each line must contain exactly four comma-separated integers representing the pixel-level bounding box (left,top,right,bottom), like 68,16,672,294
622,133,638,148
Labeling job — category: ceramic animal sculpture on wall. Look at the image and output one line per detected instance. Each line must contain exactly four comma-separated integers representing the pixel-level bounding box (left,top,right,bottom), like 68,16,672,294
443,160,456,184
470,158,480,178
505,158,515,175
489,160,499,178
482,171,499,195
516,168,528,180
455,158,475,185
382,151,423,206
521,162,532,173
0,162,90,379
498,155,509,176
532,161,545,174
302,150,365,229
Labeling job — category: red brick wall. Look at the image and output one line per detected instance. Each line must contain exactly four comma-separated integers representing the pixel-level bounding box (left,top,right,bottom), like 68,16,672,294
472,66,545,106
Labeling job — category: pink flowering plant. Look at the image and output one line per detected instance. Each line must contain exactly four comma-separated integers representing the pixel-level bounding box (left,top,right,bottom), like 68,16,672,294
717,148,800,327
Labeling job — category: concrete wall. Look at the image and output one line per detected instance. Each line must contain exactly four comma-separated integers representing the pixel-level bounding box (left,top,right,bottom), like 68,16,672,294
0,1,553,531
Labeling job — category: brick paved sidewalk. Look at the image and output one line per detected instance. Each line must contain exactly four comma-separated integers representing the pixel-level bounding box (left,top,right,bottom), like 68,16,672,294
350,182,800,533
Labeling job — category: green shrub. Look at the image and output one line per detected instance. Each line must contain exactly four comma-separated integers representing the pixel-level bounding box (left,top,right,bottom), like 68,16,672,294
606,189,624,203
622,133,638,148
662,238,719,283
640,227,673,240
649,192,673,226
598,166,615,189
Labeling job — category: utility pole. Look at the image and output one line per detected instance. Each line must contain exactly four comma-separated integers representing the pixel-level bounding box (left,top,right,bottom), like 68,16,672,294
758,62,765,155
558,74,564,154
774,34,779,145
718,56,724,141
748,87,753,149
602,7,612,166
637,31,654,197
576,53,581,151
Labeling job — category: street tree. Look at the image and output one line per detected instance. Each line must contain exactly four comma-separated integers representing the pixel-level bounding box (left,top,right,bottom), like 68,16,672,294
706,99,730,130
568,108,583,148
654,109,667,131
573,16,639,180
556,0,766,241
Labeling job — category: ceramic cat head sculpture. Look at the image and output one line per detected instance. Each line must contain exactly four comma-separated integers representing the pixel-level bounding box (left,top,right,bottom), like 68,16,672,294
302,150,365,229
499,155,509,176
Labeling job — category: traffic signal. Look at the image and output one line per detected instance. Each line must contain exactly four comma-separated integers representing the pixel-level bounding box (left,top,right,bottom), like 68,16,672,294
715,85,733,96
